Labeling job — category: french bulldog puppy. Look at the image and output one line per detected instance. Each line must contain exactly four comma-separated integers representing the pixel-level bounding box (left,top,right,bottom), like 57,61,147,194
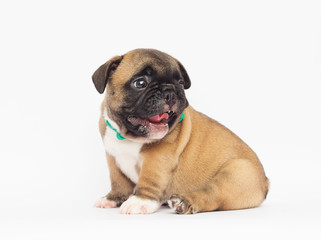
93,49,269,214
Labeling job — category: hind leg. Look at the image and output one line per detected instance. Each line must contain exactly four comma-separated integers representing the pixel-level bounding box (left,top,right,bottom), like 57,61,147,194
168,159,269,214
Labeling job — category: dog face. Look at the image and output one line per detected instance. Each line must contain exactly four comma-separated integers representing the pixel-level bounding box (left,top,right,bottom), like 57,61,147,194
92,49,191,141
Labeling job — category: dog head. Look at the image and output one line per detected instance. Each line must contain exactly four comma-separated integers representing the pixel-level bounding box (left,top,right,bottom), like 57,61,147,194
92,49,191,142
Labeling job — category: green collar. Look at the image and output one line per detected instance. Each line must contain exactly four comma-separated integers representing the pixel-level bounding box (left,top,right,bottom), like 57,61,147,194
105,113,185,140
105,120,126,140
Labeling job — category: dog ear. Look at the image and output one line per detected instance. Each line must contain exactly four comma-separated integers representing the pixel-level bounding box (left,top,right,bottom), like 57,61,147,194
175,59,191,89
92,55,123,94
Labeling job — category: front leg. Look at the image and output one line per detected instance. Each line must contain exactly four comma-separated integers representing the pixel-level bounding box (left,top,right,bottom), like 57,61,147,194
120,144,178,214
95,153,135,208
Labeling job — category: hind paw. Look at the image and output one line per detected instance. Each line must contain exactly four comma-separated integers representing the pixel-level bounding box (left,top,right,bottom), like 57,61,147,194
168,195,196,214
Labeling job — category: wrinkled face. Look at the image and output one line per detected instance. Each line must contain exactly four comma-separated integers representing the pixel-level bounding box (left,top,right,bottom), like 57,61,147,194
92,49,191,142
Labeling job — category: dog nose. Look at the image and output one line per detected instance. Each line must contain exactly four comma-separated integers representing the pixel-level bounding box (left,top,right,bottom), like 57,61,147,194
160,84,176,107
163,91,176,107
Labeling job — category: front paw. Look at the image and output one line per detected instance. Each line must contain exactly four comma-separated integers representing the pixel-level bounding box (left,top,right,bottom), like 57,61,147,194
94,196,117,208
119,196,160,214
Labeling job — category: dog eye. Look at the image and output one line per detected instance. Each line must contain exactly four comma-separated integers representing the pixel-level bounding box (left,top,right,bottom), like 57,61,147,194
133,78,148,89
178,79,184,85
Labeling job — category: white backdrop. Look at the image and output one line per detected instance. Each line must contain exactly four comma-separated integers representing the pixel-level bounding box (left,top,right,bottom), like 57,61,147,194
0,0,320,239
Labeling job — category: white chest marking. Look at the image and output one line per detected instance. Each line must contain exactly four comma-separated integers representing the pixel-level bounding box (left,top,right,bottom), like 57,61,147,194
102,112,143,184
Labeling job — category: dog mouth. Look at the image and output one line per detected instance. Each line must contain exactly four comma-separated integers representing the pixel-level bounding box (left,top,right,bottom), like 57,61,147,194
128,110,176,126
126,110,177,138
147,110,176,123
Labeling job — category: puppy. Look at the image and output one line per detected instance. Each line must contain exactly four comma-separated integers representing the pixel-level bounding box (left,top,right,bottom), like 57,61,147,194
92,49,269,214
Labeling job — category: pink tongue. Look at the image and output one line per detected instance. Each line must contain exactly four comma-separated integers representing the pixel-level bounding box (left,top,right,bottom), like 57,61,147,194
148,113,169,123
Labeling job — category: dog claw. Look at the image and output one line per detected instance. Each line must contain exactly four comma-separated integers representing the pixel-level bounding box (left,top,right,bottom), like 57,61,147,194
175,204,183,213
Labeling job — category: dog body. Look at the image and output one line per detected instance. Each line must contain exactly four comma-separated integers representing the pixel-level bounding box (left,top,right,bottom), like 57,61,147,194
93,49,269,214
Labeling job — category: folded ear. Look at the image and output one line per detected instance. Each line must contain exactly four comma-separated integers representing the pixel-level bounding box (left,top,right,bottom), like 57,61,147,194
175,59,191,89
92,55,123,94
